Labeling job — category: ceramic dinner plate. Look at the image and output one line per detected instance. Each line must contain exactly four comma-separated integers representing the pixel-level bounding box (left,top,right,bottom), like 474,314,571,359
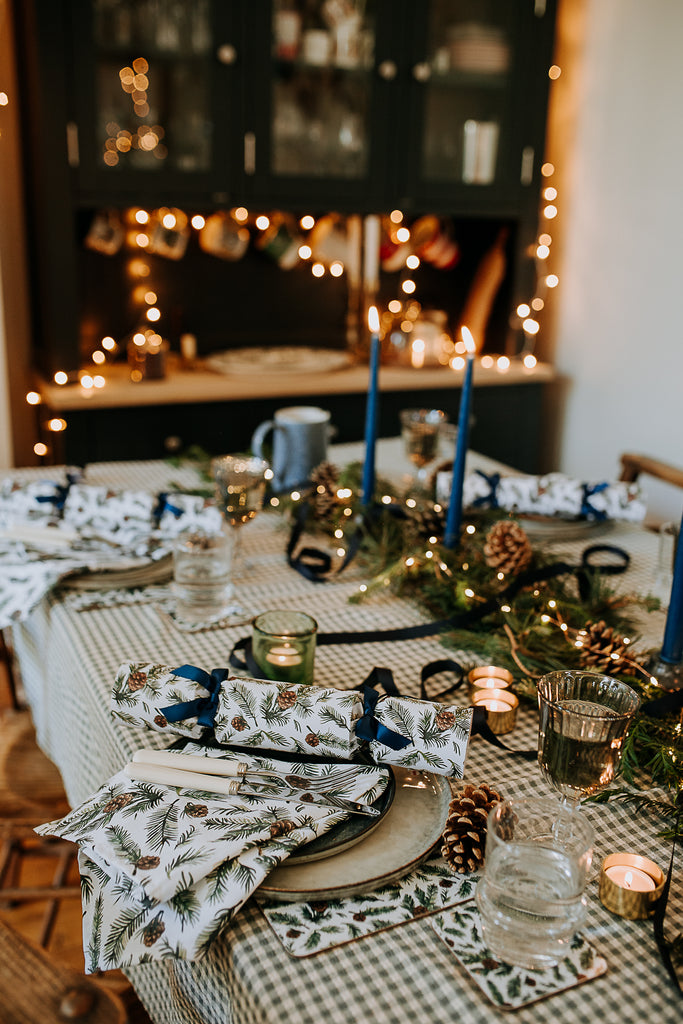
204,346,352,375
286,770,397,866
259,766,451,902
518,515,615,542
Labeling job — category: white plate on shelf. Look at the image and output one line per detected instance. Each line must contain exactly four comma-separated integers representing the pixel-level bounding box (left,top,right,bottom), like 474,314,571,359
204,346,352,376
258,766,451,902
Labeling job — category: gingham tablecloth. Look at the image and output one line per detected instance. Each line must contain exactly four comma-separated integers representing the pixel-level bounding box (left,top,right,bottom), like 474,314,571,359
7,442,680,1024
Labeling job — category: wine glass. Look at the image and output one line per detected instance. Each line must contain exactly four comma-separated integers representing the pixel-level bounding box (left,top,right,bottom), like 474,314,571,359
210,454,271,583
399,408,448,487
537,670,641,812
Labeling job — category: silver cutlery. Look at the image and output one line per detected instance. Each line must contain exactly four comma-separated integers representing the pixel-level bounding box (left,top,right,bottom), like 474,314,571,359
132,749,362,791
124,761,379,817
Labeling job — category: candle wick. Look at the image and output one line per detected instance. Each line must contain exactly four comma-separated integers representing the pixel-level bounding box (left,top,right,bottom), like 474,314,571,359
624,871,633,889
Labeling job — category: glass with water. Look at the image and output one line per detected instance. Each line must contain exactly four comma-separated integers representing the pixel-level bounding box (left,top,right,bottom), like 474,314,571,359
475,797,594,970
172,529,231,624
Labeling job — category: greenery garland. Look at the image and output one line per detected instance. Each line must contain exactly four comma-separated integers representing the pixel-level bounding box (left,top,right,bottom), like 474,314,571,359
169,452,683,849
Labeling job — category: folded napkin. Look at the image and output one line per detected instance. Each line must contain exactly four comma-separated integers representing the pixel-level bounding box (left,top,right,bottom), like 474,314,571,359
0,474,223,629
435,469,646,522
112,662,474,779
37,743,388,970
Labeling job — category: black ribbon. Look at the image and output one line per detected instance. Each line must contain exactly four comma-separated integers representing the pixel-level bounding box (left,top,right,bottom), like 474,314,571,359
160,664,229,728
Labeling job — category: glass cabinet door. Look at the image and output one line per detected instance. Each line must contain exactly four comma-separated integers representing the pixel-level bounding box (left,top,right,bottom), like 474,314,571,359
74,0,239,194
249,0,391,205
402,0,548,210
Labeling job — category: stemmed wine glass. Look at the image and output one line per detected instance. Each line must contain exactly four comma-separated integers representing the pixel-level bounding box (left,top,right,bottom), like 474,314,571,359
210,454,271,588
537,669,641,811
399,408,448,488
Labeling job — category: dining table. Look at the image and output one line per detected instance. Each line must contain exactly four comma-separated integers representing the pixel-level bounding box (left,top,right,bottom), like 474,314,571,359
4,437,681,1024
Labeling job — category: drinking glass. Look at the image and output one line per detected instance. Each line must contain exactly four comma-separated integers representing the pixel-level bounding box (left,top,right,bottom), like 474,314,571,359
537,670,640,810
476,797,594,970
172,529,231,625
399,408,448,485
210,454,271,582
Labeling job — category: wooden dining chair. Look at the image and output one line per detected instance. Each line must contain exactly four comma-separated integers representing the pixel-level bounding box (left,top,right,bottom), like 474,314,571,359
0,912,128,1023
618,452,683,490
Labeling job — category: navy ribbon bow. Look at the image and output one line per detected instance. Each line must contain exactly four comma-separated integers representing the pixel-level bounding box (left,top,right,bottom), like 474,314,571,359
160,664,229,728
152,492,184,523
355,670,412,751
35,470,82,513
581,482,609,521
471,470,501,509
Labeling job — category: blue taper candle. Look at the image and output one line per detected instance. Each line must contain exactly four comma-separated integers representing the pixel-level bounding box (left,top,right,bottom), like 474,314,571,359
659,509,683,664
443,329,475,548
361,306,381,506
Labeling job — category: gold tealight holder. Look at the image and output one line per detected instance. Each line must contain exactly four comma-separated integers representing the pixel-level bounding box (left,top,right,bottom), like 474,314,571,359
472,687,519,735
468,665,514,700
598,853,665,920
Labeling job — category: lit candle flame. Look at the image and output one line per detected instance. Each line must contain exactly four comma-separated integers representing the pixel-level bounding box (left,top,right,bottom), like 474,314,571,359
624,871,633,889
368,306,380,334
461,325,476,354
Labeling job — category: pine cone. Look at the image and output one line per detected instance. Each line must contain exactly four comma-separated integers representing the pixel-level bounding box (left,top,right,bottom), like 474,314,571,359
309,461,342,522
135,855,161,871
142,913,165,947
269,820,297,839
441,782,502,874
277,689,297,709
185,803,208,818
102,792,133,815
578,620,632,674
231,715,247,731
435,709,456,731
484,520,532,576
406,502,446,541
128,671,148,691
305,732,320,747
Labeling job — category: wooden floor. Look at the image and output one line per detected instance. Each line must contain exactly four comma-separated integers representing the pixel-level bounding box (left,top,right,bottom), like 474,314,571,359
0,645,154,1022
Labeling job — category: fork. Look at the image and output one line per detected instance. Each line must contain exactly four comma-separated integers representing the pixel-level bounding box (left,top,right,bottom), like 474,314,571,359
132,749,362,791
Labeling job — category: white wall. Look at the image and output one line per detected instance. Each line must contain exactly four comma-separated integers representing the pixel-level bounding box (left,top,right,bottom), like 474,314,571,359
553,0,683,524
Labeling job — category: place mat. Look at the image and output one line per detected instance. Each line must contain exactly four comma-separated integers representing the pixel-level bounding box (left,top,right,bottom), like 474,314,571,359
258,852,475,957
429,901,607,1011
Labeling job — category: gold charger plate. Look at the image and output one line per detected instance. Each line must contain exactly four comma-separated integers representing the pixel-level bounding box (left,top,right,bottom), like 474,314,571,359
259,767,451,902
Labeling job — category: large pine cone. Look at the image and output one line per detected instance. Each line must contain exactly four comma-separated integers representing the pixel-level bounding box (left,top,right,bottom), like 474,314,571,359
484,520,532,576
406,502,446,541
578,620,632,674
441,782,502,874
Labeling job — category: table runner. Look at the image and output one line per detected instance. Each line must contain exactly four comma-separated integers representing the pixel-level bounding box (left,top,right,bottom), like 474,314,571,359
8,445,681,1024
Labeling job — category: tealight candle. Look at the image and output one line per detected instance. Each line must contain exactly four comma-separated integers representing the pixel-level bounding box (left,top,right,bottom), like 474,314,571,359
468,665,513,698
598,853,665,919
265,644,303,668
472,688,518,735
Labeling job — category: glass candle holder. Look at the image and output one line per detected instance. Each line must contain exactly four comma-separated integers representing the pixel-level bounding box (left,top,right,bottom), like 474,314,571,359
252,610,318,685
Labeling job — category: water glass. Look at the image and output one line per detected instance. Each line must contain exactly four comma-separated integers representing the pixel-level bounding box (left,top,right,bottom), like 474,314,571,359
252,610,318,685
172,529,231,623
476,797,594,970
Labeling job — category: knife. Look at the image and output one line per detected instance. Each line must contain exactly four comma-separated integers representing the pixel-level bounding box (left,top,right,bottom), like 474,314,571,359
124,762,380,818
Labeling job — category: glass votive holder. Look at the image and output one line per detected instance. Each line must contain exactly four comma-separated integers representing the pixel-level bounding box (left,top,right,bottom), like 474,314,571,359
252,610,318,685
472,687,518,735
127,330,169,381
172,529,232,624
598,853,665,919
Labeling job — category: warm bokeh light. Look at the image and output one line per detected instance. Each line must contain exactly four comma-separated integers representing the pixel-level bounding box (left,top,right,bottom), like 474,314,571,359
311,262,325,277
48,418,66,432
191,214,205,229
401,279,416,294
523,354,537,368
146,307,161,322
543,187,557,201
548,65,561,79
388,299,402,314
480,354,495,369
34,442,48,457
92,350,106,364
516,303,531,318
101,336,116,350
135,232,150,247
0,93,8,106
541,162,555,176
329,261,344,277
390,210,403,223
233,207,248,222
450,355,465,371
255,215,270,231
531,297,545,311
536,244,550,259
496,356,511,371
543,204,558,219
144,291,157,304
54,371,68,385
94,375,106,388
26,391,42,405
522,318,540,334
298,244,312,259
134,209,149,224
300,215,315,230
539,233,552,246
162,212,176,229
406,254,420,269
396,227,410,243
545,274,559,288
80,375,94,389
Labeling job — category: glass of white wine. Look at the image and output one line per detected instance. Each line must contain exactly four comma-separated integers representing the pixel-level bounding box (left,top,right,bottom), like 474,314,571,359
537,670,640,811
210,454,271,585
399,408,448,487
